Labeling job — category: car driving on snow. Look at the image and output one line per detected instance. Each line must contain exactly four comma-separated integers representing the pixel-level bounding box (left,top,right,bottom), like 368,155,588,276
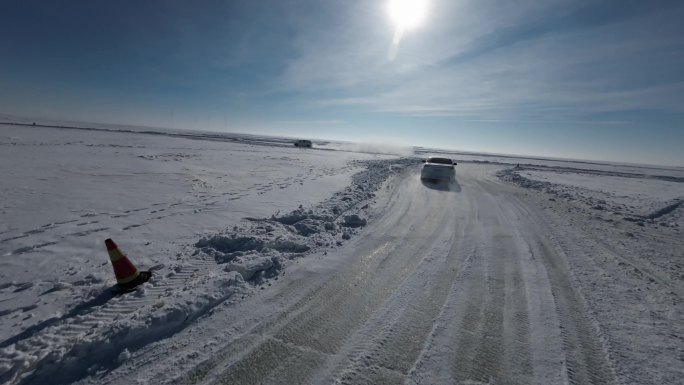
294,139,313,148
421,156,456,181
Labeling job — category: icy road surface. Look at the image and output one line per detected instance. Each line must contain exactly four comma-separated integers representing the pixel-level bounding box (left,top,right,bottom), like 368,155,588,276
88,165,682,385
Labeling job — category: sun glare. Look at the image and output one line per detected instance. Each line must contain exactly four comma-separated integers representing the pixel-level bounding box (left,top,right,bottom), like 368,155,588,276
388,0,428,30
386,0,429,60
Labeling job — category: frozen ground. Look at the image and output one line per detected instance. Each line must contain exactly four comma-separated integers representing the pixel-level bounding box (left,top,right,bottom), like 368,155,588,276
0,123,407,384
1,122,683,385
498,165,684,285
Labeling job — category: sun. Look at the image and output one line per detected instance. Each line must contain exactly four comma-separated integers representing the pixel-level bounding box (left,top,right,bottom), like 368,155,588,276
387,0,428,30
386,0,429,60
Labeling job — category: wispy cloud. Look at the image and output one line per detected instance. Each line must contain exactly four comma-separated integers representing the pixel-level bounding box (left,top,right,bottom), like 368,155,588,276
275,0,684,124
1,0,682,165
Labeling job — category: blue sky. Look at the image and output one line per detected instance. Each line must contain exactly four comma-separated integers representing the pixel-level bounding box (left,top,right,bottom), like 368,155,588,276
1,0,683,166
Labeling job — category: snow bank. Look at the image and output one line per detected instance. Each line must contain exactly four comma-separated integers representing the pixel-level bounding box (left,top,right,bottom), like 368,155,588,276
195,158,415,283
0,123,389,342
0,127,414,384
0,269,245,385
497,164,684,286
0,123,416,384
498,166,684,229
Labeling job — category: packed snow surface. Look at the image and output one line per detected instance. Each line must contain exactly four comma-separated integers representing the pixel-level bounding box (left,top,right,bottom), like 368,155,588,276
0,123,409,384
1,121,683,385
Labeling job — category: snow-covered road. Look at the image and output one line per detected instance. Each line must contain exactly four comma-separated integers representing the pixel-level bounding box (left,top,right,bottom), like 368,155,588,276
2,125,681,385
190,165,613,385
88,164,682,385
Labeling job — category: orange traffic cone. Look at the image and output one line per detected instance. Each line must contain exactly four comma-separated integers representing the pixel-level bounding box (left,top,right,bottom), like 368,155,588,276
105,238,151,290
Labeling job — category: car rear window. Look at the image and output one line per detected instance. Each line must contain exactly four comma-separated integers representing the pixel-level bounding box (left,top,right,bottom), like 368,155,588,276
427,157,453,165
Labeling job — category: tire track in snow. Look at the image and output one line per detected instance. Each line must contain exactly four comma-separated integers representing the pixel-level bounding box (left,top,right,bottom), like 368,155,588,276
185,168,616,385
500,185,619,385
3,162,415,384
330,202,466,384
408,180,550,385
271,182,453,360
470,230,510,384
446,195,511,384
502,240,534,383
443,246,489,383
178,175,418,384
330,180,476,385
79,164,634,385
1,251,236,385
181,177,455,385
544,233,682,384
241,175,416,342
315,175,529,385
533,239,617,385
225,215,449,383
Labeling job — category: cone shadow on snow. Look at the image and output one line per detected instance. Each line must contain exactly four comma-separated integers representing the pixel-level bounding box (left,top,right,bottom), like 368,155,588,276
0,287,117,349
420,176,461,192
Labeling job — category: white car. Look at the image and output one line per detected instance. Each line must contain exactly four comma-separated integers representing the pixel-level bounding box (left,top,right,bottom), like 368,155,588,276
294,139,312,148
421,157,456,181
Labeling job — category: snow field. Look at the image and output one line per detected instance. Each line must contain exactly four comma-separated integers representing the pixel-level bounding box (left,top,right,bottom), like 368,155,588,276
497,165,684,285
499,166,683,226
0,124,412,384
1,121,683,385
495,164,684,384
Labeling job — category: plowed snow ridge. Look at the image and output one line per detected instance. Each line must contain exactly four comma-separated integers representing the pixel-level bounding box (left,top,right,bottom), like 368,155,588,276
81,164,684,385
0,158,414,385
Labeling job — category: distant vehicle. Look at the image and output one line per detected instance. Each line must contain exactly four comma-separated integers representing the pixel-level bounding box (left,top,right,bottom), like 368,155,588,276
294,139,312,148
421,156,456,181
